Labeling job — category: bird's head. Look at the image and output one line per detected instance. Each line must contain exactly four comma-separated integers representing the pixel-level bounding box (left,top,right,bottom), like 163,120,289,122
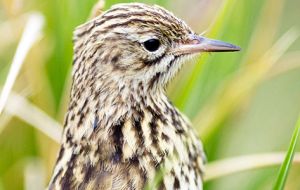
73,3,240,93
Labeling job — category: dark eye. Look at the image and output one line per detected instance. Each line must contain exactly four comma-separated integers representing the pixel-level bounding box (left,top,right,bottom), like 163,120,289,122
143,39,161,52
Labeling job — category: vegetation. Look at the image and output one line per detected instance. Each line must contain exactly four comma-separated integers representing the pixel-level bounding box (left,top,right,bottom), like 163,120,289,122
0,0,300,189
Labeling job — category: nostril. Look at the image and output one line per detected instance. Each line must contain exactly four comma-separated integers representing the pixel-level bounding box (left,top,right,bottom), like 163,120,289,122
191,39,200,44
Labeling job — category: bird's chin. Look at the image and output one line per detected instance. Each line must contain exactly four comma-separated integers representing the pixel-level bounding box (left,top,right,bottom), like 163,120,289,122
157,55,191,87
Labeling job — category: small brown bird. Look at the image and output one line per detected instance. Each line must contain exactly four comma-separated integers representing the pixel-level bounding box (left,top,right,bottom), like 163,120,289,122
48,2,240,190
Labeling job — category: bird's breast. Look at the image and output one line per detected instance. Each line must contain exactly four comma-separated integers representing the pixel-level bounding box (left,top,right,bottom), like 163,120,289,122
48,99,205,190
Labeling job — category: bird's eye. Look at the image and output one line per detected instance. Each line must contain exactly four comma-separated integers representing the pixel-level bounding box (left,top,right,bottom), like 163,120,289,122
143,39,161,52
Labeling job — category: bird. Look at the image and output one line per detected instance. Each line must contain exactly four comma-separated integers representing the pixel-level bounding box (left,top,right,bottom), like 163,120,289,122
47,2,240,190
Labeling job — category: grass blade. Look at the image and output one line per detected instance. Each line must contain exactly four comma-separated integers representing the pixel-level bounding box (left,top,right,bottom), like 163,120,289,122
4,91,62,143
205,152,300,181
0,13,44,114
273,116,300,190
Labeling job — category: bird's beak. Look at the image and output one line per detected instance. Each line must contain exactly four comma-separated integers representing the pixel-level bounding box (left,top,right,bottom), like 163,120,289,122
173,35,241,55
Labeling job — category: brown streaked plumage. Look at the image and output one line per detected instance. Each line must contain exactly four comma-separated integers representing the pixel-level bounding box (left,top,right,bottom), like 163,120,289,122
48,2,240,190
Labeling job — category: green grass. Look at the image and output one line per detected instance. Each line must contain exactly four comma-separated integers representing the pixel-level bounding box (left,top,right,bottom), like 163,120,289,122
1,0,300,189
274,116,300,190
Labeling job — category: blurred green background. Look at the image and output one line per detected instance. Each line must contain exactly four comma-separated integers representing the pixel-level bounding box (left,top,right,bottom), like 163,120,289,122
0,0,300,189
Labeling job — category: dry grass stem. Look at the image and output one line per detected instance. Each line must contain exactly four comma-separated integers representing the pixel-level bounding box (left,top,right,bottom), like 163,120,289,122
4,92,62,143
0,13,44,114
205,152,300,181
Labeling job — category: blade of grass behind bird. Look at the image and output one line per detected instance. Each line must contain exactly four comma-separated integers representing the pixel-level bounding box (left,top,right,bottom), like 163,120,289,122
0,13,44,114
172,0,238,112
172,0,267,118
205,152,300,182
267,51,300,78
194,28,299,141
3,91,62,142
43,0,95,112
273,116,300,190
241,0,285,65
